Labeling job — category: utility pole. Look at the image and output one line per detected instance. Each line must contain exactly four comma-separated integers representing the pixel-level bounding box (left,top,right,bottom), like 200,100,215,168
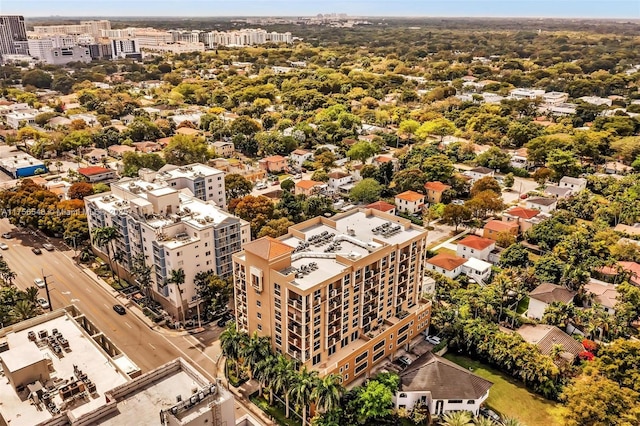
42,269,53,312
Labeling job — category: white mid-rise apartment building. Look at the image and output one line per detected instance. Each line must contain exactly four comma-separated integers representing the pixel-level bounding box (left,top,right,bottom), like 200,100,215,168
201,28,292,48
85,164,250,320
32,20,111,38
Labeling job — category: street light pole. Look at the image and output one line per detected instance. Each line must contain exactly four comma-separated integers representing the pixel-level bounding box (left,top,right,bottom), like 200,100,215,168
42,269,53,312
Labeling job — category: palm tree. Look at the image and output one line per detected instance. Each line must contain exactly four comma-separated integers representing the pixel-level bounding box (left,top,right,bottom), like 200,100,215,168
91,226,118,281
21,286,40,305
220,322,244,377
55,160,63,173
501,417,522,426
11,300,38,321
241,331,271,380
112,250,126,287
310,373,343,414
168,268,186,324
273,355,296,418
474,416,496,426
440,411,474,426
288,366,319,426
253,356,276,398
131,252,153,300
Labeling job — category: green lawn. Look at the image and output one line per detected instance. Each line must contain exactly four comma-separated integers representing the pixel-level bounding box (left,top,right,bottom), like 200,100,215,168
443,353,566,426
516,296,530,314
250,393,301,426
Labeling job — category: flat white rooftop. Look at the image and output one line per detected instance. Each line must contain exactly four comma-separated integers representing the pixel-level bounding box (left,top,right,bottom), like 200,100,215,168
0,313,130,426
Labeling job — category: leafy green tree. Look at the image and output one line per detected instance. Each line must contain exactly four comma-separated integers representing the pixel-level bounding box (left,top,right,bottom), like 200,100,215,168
503,173,515,189
422,154,455,182
499,243,530,267
561,373,640,426
122,152,165,177
547,149,580,181
257,218,294,238
163,135,210,165
347,141,379,163
350,178,383,203
68,182,94,200
415,118,456,141
231,195,275,238
392,168,428,193
311,170,329,182
356,379,393,421
225,174,253,200
280,178,295,192
22,69,52,88
476,146,511,171
442,204,471,231
595,339,640,392
470,176,501,196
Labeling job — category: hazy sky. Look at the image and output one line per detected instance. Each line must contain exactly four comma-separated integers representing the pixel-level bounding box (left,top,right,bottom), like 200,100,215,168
4,0,640,18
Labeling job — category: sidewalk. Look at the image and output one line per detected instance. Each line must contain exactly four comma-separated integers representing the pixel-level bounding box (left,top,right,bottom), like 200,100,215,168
78,264,191,337
430,228,471,251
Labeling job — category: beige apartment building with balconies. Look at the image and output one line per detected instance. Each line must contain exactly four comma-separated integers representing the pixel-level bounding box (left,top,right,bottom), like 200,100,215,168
232,208,432,386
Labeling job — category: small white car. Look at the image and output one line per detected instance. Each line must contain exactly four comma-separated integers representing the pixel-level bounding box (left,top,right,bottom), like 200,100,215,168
37,298,50,309
0,243,8,250
425,335,441,345
255,182,267,190
34,278,45,288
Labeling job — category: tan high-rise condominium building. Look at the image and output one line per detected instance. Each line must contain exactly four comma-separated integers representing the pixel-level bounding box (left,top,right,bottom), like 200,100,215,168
232,208,432,385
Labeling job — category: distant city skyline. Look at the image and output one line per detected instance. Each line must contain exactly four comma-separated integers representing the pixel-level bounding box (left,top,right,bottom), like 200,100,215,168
5,0,640,19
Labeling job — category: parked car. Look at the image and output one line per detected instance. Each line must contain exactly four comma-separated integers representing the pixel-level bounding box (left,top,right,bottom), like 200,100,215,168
32,247,42,255
0,243,8,250
255,182,267,190
34,278,45,288
271,180,279,186
37,298,50,309
113,304,126,315
479,407,502,423
216,312,234,327
43,243,55,251
293,174,302,179
425,335,441,345
2,232,12,239
396,355,412,368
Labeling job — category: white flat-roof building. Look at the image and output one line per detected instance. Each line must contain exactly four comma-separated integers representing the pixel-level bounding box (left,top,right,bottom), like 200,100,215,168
155,163,226,207
75,358,237,426
0,308,133,426
84,165,249,320
509,88,545,100
5,111,36,129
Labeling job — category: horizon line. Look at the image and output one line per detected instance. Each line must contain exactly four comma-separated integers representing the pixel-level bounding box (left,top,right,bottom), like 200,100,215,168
20,14,640,20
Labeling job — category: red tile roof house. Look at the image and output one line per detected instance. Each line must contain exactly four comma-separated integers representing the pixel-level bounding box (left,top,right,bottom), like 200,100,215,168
483,220,519,240
456,235,495,261
599,262,640,286
78,166,117,183
502,206,543,233
395,190,425,214
107,145,136,159
424,181,451,204
258,155,287,173
133,141,161,153
426,253,467,279
366,200,396,215
294,180,325,196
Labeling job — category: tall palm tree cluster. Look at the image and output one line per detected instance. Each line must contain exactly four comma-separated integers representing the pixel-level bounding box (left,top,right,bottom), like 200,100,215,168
220,324,343,426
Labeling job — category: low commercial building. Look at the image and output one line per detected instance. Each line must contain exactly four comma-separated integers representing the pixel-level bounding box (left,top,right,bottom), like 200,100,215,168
0,307,136,426
232,209,431,386
78,166,117,182
0,153,47,178
5,111,36,129
394,352,492,416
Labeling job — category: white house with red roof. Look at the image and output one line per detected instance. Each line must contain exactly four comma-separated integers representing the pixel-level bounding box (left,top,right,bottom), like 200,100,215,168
78,166,117,182
289,149,314,168
456,235,495,261
395,190,425,214
366,200,396,215
426,253,467,279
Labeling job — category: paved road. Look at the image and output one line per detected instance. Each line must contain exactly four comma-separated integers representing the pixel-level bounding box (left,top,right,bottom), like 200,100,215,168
1,218,263,422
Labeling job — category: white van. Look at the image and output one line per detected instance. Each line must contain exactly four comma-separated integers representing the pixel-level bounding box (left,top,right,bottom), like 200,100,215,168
255,182,267,190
